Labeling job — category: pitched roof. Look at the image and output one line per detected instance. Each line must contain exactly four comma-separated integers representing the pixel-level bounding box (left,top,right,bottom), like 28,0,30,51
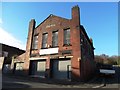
35,14,70,29
0,43,25,52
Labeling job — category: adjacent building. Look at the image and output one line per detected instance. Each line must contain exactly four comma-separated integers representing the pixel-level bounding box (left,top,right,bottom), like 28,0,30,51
0,43,25,73
15,5,95,81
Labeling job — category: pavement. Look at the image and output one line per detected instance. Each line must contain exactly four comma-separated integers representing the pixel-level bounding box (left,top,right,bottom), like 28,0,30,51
2,66,120,89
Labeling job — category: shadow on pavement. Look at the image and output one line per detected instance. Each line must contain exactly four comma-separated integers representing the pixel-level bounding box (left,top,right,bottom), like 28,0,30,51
2,82,31,88
2,67,120,86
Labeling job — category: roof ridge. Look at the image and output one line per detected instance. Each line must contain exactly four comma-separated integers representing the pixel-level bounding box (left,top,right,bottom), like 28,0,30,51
35,14,70,29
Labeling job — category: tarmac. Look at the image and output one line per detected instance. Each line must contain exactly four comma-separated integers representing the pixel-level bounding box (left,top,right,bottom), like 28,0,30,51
2,66,120,88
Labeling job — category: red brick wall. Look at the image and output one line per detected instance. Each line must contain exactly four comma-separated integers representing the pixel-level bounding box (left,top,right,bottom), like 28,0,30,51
30,6,81,80
80,28,95,81
24,5,95,81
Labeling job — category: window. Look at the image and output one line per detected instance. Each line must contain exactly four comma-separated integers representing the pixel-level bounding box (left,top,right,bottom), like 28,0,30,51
52,31,58,47
42,33,48,48
64,28,70,45
16,63,24,70
32,35,38,49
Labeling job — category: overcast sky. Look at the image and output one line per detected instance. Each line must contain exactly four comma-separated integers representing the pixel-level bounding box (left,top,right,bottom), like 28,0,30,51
0,2,118,56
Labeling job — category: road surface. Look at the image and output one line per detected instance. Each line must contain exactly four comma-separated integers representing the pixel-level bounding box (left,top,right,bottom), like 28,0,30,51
2,66,120,89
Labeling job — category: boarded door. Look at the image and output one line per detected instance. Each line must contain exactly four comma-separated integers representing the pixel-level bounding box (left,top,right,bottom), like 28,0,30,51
16,63,24,70
36,61,46,77
52,59,71,79
29,61,37,75
30,60,46,78
14,62,24,75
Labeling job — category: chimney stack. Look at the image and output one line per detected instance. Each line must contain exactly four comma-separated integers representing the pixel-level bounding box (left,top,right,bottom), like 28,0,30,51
24,19,36,75
72,5,80,26
90,38,93,44
26,19,36,52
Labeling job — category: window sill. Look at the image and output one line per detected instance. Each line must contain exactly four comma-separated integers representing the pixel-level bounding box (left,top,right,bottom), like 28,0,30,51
41,47,48,49
51,46,59,48
63,44,72,47
32,49,38,50
41,46,59,49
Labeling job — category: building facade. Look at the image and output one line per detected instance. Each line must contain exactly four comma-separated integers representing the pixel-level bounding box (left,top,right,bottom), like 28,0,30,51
15,5,95,81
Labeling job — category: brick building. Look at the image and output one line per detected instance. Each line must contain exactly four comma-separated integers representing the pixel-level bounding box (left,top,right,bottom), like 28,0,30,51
15,5,95,81
0,43,25,73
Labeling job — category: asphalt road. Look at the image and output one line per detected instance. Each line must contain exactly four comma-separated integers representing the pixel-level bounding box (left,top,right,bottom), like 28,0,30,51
2,66,120,89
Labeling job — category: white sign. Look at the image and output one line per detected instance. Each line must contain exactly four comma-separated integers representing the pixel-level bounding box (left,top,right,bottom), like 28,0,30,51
46,24,55,28
40,48,58,55
100,69,115,75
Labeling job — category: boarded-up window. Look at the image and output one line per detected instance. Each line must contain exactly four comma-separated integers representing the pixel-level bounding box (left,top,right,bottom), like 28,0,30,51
64,28,70,45
42,33,48,48
16,63,24,70
32,35,38,49
52,31,58,47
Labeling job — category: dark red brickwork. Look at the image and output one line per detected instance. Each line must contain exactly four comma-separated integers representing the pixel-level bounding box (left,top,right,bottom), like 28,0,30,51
23,5,95,81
